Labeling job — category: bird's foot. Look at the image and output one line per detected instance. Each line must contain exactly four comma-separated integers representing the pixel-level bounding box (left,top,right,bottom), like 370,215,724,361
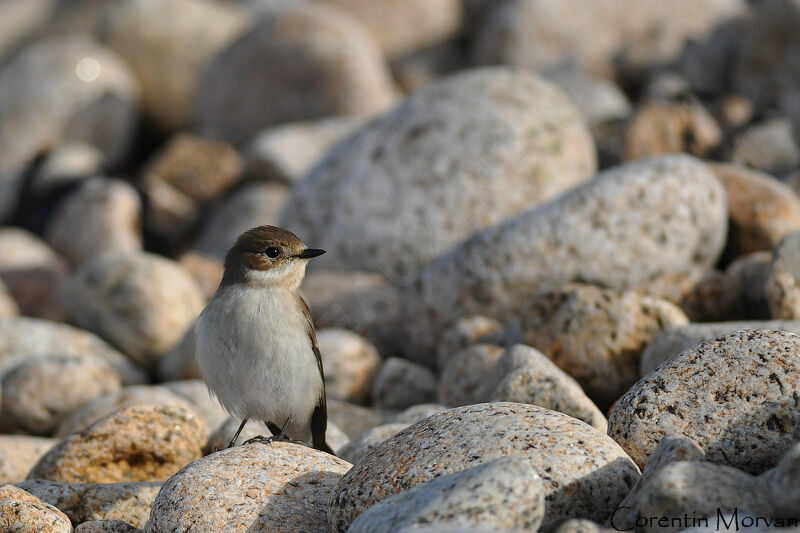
243,434,306,446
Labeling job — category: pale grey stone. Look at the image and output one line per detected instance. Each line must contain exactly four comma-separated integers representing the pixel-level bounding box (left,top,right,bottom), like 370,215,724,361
387,404,448,425
0,436,56,485
767,232,800,319
347,457,545,533
732,118,800,174
436,315,504,370
438,344,503,407
372,357,437,410
338,423,409,465
610,330,800,473
283,67,596,283
328,403,640,530
327,399,388,439
402,155,728,359
317,328,381,404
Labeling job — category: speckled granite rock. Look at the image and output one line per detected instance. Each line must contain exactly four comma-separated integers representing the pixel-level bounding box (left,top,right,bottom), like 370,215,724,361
624,98,721,160
387,404,448,425
438,344,503,407
767,233,800,319
610,330,800,473
710,164,800,257
317,328,381,404
347,457,545,533
194,2,396,144
762,441,800,515
324,0,461,59
0,228,70,321
0,436,56,484
29,404,206,483
191,182,288,262
402,155,727,358
731,119,800,175
0,317,147,385
0,485,72,533
66,251,205,369
372,358,437,410
474,344,553,403
338,423,409,465
436,316,505,370
490,347,608,432
160,380,229,436
283,67,596,282
518,284,689,404
55,385,201,439
105,0,247,130
245,116,364,183
16,479,160,529
145,442,352,532
44,177,142,266
0,35,139,221
328,399,388,439
142,134,242,246
472,0,745,78
1,355,121,435
329,403,640,530
75,521,139,533
301,270,402,357
640,320,800,375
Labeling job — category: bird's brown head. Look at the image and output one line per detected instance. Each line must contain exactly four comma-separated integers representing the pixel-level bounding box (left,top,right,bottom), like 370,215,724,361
221,225,325,289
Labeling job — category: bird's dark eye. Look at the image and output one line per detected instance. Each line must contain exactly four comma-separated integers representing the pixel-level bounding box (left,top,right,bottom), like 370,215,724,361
264,247,280,258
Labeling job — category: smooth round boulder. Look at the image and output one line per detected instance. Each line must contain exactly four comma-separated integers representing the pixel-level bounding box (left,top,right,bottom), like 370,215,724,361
328,403,640,530
145,442,352,532
401,154,727,358
371,357,437,410
767,232,800,319
0,485,72,533
609,330,800,474
0,436,56,485
317,328,382,404
282,67,597,282
66,251,205,369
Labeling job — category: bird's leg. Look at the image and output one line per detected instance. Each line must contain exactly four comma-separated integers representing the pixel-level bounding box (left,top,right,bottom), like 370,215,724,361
227,419,248,448
244,417,304,446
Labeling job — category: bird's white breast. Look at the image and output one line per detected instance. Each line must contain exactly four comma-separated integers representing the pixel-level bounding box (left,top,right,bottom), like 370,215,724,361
195,284,323,438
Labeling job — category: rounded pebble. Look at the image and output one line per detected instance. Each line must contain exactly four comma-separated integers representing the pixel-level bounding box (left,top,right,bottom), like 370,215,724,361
372,357,437,410
317,328,381,404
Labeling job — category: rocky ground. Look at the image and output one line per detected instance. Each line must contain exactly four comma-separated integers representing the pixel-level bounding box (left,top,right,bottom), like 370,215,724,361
1,0,800,531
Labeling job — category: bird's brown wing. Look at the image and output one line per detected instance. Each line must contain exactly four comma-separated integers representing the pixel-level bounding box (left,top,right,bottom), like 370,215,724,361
301,297,334,454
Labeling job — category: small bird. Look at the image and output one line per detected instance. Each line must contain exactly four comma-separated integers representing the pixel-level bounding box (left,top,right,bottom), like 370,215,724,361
195,225,333,453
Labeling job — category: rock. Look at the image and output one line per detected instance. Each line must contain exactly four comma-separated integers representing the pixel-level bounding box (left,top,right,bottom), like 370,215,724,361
386,404,448,425
347,457,546,533
472,0,745,78
762,441,800,516
160,380,230,435
155,325,200,382
176,253,222,300
624,98,722,160
66,251,205,369
16,479,160,529
301,270,402,357
329,403,640,530
710,164,800,257
142,134,242,246
490,349,608,432
0,227,70,320
0,317,147,386
555,519,617,533
0,35,139,221
244,117,364,183
323,0,462,59
767,232,800,318
402,154,728,358
55,385,200,438
75,521,140,532
609,329,800,474
541,63,632,126
372,357,437,410
436,315,505,370
1,355,121,435
44,177,142,266
317,328,381,404
438,345,503,407
338,423,409,465
191,182,288,262
0,0,55,63
389,41,466,94
731,118,800,175
327,399,388,439
282,67,596,282
473,344,553,403
0,485,72,533
0,279,18,317
641,320,800,375
194,2,397,144
105,0,247,131
0,436,56,484
518,284,689,404
204,417,264,453
145,442,352,532
30,143,103,196
29,404,206,483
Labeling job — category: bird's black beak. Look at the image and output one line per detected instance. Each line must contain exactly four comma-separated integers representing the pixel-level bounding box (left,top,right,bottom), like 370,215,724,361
295,248,326,259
